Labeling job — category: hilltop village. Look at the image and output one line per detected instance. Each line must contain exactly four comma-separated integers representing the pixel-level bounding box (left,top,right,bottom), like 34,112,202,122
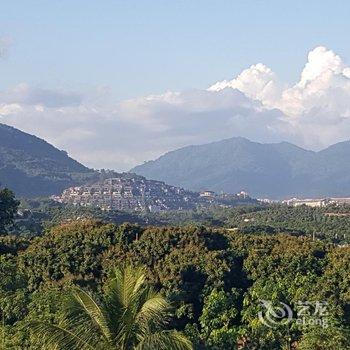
53,174,254,212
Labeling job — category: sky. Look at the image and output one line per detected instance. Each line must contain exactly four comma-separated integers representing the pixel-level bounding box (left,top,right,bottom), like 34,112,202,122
1,1,350,170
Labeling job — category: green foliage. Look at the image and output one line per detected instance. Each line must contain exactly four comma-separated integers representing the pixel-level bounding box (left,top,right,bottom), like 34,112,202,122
298,326,350,350
0,188,19,233
234,203,350,244
0,256,28,324
29,265,192,350
14,198,350,246
0,218,349,349
19,220,141,290
199,289,240,349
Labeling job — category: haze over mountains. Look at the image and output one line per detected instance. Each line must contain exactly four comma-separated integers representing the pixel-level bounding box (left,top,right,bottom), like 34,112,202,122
132,137,350,199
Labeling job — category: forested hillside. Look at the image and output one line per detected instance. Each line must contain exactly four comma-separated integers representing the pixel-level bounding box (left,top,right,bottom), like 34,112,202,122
0,123,94,197
132,137,350,198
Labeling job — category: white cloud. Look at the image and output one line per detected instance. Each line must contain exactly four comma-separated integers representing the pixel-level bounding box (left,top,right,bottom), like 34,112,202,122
209,63,283,107
279,47,350,121
2,46,350,170
299,46,345,87
0,90,287,170
0,87,291,170
0,103,22,116
210,46,350,149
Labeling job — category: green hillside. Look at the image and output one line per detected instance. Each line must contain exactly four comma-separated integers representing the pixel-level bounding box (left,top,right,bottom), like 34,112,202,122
0,123,94,197
131,137,350,198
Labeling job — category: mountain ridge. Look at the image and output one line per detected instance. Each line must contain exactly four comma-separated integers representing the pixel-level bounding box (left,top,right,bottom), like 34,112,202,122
131,137,350,199
0,123,94,197
3,121,350,200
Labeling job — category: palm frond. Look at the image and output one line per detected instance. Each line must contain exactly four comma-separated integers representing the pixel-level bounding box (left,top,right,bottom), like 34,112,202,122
29,265,192,350
135,291,171,331
71,288,113,342
117,265,146,307
135,330,193,350
29,320,96,350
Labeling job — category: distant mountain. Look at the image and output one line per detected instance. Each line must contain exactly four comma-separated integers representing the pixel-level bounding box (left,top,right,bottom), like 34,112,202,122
131,137,350,199
0,123,94,197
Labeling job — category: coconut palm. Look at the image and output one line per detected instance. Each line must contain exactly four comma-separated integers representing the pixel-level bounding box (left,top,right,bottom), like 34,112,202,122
30,265,192,350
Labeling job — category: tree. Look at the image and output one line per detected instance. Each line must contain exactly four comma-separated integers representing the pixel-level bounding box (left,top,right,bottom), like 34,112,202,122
298,326,350,350
0,188,19,233
30,265,193,350
199,288,240,349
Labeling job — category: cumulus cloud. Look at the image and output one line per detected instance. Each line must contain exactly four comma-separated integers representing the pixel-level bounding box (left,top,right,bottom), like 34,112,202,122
279,47,350,121
0,103,22,116
209,63,283,107
210,46,350,149
1,46,350,170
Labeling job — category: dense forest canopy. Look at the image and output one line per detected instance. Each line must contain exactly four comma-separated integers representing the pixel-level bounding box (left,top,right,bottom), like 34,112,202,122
0,190,349,349
0,222,349,348
0,188,19,232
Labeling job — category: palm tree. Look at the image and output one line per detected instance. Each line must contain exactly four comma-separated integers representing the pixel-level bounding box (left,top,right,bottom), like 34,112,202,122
30,265,192,350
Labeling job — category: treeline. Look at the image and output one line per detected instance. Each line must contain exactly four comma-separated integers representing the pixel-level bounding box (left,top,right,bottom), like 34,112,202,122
14,199,350,244
1,220,349,349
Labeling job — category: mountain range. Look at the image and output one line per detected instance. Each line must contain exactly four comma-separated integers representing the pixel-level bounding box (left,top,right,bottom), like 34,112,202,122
131,137,350,199
3,122,350,199
0,124,255,207
0,123,94,197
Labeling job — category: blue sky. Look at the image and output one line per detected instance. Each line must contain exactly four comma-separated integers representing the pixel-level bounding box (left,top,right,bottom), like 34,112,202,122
2,1,350,170
1,0,349,99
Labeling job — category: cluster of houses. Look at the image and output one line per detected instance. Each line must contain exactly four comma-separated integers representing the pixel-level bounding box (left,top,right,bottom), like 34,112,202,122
53,176,201,212
283,197,350,207
200,190,249,199
53,174,254,212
